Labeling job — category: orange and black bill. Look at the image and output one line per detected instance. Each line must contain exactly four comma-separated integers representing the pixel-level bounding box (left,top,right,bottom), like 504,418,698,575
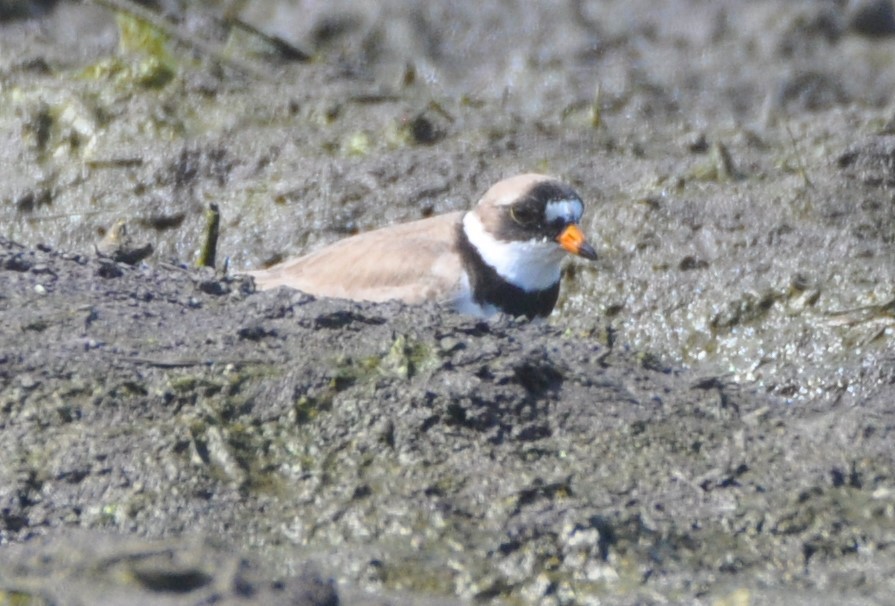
557,224,597,260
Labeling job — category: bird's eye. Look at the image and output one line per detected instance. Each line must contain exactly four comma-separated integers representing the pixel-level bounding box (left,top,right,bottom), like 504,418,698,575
510,206,541,228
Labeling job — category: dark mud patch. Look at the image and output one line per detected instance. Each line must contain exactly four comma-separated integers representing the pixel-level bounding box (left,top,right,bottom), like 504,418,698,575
2,237,894,604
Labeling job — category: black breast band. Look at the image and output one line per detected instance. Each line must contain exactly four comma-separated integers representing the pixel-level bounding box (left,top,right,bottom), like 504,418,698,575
455,222,559,319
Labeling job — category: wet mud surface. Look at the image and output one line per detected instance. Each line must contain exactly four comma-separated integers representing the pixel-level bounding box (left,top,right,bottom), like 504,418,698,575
2,1,895,604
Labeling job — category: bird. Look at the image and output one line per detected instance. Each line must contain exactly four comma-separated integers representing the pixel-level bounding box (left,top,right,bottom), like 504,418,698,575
246,173,597,319
94,219,154,265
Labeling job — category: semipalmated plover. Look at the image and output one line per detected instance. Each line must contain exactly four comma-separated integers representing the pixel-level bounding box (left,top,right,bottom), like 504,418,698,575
247,173,596,318
95,219,153,265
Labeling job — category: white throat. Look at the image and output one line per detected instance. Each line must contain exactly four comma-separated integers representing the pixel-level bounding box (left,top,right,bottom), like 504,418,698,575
462,212,565,292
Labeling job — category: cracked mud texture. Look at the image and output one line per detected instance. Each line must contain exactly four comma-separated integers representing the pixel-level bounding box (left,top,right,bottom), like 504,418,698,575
2,0,895,604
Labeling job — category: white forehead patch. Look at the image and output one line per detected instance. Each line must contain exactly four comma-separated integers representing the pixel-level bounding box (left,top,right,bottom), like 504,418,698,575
545,198,583,223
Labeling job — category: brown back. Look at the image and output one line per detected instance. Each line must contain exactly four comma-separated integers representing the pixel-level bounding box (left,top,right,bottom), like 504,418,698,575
248,211,465,304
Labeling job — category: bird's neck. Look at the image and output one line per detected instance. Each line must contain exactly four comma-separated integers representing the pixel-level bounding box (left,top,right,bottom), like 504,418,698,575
461,212,564,290
456,214,560,319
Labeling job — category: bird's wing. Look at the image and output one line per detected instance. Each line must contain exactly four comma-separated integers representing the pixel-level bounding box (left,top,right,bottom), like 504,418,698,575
247,211,465,305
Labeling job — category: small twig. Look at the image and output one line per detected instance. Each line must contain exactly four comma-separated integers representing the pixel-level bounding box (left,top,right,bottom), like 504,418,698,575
228,16,312,62
825,297,895,326
590,82,602,129
197,203,220,269
84,158,144,169
784,121,814,189
127,357,272,368
16,208,123,221
89,0,273,80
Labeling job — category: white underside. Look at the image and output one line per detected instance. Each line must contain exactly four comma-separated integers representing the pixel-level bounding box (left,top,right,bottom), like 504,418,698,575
462,212,565,292
453,272,499,318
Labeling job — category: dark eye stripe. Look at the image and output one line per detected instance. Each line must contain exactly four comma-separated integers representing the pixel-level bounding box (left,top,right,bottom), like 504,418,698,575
492,180,585,242
510,205,541,226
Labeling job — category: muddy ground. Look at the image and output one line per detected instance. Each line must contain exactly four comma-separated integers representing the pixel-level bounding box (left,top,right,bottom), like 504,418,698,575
2,0,895,604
